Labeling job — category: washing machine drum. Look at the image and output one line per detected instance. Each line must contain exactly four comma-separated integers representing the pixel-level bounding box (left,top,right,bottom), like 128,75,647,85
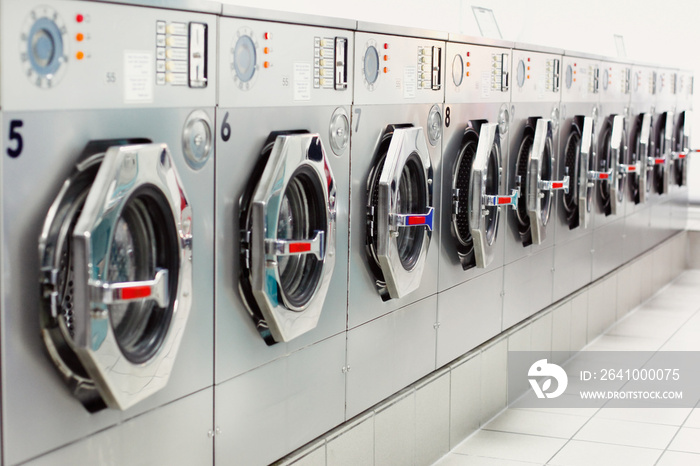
451,121,502,270
239,131,337,345
629,113,652,204
514,117,555,246
562,116,594,229
366,125,434,301
39,142,193,412
596,114,626,216
650,112,672,194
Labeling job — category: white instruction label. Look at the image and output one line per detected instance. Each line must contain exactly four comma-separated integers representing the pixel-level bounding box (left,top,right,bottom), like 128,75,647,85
481,71,491,98
124,51,153,103
403,66,417,99
293,62,311,101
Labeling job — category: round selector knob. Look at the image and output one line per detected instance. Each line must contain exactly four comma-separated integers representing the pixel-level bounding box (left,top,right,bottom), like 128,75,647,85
21,7,68,88
232,31,258,89
363,45,380,87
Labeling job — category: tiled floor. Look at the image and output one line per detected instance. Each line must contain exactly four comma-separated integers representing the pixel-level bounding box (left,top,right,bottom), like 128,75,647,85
434,270,700,466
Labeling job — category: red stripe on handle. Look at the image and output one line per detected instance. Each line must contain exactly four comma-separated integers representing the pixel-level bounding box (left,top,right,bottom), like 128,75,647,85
655,158,665,164
407,216,426,225
289,243,311,253
121,286,151,300
552,182,563,189
599,173,609,180
679,154,687,159
497,197,511,205
628,166,636,171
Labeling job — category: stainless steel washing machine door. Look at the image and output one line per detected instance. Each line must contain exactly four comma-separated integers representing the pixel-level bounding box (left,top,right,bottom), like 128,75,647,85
367,125,433,300
451,121,514,270
649,112,673,195
39,142,193,412
672,110,691,186
562,116,594,229
629,113,652,204
515,118,566,246
240,132,337,344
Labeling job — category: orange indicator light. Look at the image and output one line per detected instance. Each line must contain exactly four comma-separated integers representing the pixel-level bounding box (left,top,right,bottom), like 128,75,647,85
76,51,84,60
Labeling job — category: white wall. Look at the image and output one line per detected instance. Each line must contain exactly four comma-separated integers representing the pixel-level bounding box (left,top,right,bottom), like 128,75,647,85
221,0,700,198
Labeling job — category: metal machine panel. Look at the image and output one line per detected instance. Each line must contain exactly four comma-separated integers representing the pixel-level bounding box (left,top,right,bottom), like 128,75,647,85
347,103,442,328
439,42,511,292
214,108,349,379
0,0,217,111
1,108,215,465
623,208,652,263
346,295,437,418
502,247,554,330
215,334,346,466
219,17,354,108
1,2,217,462
552,232,593,302
353,32,446,105
436,268,503,367
24,389,214,466
591,218,625,280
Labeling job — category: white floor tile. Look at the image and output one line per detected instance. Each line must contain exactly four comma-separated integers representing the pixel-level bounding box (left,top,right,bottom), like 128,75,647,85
548,440,662,466
656,450,700,466
594,407,692,426
434,454,540,466
582,334,665,351
668,426,700,454
482,409,588,439
452,430,566,464
573,417,677,449
683,408,700,428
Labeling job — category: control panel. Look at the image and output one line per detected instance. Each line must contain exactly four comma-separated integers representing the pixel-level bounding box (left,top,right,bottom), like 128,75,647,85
599,62,632,103
656,69,677,105
445,42,510,103
679,72,694,99
560,57,600,104
511,49,561,103
219,17,353,107
354,32,445,105
2,0,216,111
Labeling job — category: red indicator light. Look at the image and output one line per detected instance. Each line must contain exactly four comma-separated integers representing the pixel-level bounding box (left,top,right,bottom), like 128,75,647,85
76,14,84,23
467,51,470,57
553,182,563,189
264,32,270,40
289,243,311,253
121,286,151,300
574,63,577,66
384,43,389,49
408,216,426,225
497,197,511,205
527,57,531,62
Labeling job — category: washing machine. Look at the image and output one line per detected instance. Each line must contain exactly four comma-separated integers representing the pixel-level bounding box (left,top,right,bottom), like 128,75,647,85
590,57,634,280
0,1,216,464
213,7,352,465
346,22,445,417
503,44,567,329
436,34,513,366
552,53,600,301
625,63,656,260
648,66,677,244
670,69,694,232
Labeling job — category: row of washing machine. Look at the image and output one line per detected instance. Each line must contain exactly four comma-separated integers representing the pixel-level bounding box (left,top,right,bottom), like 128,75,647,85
0,0,694,464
